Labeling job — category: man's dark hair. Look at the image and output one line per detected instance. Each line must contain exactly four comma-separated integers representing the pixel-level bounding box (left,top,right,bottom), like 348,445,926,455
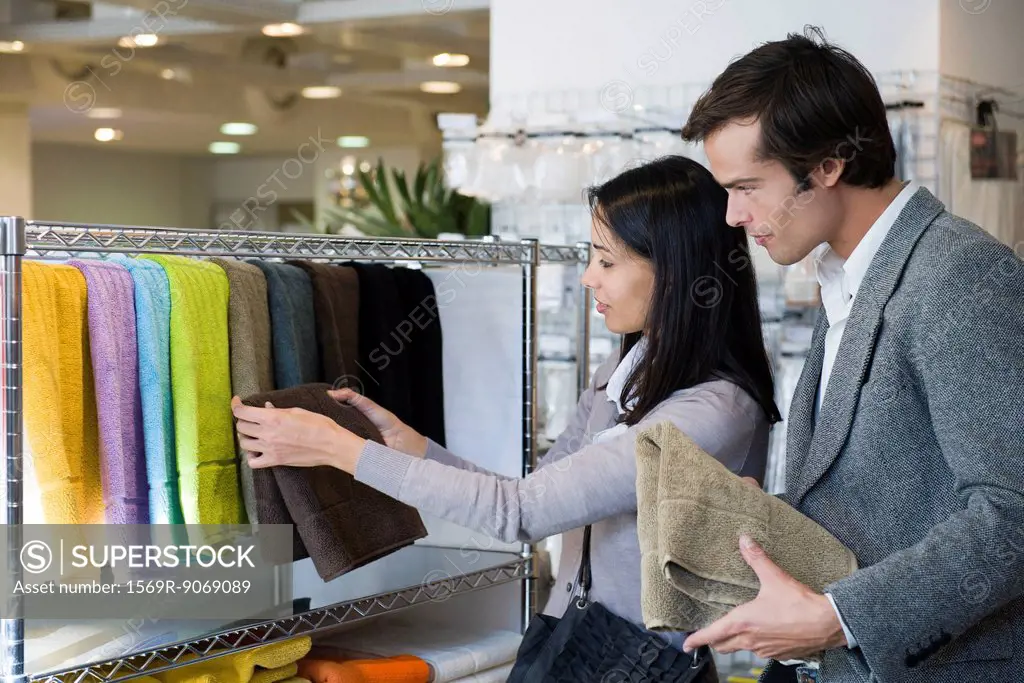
681,26,896,189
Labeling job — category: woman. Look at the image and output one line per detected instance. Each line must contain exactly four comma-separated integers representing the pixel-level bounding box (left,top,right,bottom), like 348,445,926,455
231,155,782,678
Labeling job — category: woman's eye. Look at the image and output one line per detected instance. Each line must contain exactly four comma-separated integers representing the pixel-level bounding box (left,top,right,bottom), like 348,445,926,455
600,260,613,269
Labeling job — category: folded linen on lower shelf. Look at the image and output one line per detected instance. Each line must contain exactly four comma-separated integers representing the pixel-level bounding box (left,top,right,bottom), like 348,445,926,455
297,655,430,683
311,622,522,683
446,662,513,683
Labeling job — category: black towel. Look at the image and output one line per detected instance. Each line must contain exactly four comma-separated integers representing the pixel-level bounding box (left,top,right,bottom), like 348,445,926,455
345,263,414,425
240,383,428,581
390,267,447,447
287,261,360,386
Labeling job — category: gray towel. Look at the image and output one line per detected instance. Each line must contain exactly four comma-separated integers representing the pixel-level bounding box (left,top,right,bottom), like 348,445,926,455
246,261,319,389
211,258,275,526
635,420,858,633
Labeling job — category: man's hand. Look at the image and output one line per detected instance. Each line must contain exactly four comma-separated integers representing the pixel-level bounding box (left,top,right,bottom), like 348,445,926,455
682,535,848,660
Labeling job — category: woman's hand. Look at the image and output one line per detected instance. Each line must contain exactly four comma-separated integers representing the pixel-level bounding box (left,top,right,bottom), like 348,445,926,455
231,396,367,474
327,388,428,458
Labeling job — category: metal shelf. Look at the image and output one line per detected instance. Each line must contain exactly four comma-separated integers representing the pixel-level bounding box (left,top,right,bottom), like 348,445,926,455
21,221,588,265
28,548,529,683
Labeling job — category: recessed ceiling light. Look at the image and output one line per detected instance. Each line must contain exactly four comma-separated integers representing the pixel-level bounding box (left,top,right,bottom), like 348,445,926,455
301,86,342,99
94,128,123,142
359,160,372,173
420,81,462,94
119,34,158,48
0,41,25,53
220,122,258,136
160,68,176,80
262,23,304,37
209,141,241,154
337,136,370,148
432,53,469,67
87,107,122,120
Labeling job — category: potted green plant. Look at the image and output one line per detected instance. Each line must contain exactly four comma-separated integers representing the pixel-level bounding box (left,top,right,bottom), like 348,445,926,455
309,157,490,238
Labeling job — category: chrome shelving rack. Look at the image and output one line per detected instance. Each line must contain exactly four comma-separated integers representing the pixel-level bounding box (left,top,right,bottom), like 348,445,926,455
0,217,592,683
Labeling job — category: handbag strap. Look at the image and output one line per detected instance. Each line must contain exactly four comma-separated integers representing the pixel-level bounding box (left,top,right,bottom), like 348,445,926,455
572,525,593,603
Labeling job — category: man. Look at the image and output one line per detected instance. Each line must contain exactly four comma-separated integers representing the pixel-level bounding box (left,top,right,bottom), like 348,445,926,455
678,26,1024,683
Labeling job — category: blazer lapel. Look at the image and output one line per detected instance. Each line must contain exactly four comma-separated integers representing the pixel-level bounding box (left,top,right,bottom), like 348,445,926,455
790,186,945,506
783,312,827,506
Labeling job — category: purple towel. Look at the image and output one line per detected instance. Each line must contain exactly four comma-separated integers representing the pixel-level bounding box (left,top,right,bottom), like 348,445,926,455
69,259,150,525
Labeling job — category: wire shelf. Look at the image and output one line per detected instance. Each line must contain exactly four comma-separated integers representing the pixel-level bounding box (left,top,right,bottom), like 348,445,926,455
31,554,530,683
19,221,588,265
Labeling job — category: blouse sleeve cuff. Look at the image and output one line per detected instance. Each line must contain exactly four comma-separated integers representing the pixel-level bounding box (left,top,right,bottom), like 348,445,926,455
354,440,415,499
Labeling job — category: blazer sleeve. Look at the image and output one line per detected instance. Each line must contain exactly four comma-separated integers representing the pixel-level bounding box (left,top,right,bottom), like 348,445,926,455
825,240,1024,674
354,383,761,544
417,355,608,477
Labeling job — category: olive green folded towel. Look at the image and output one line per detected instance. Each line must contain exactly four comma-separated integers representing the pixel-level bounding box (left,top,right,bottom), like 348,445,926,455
635,420,858,632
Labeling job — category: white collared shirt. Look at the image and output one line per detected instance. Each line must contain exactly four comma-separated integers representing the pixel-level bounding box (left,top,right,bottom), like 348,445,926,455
592,337,647,443
814,182,918,416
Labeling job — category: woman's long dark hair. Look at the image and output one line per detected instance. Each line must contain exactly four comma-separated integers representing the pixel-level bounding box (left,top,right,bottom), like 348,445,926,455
587,155,782,426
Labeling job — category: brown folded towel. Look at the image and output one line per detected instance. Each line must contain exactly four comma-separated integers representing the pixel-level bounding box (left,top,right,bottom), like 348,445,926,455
211,258,276,527
240,383,428,580
286,261,360,386
635,420,858,632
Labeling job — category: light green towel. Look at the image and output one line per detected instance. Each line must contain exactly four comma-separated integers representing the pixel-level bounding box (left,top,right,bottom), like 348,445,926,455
139,255,245,533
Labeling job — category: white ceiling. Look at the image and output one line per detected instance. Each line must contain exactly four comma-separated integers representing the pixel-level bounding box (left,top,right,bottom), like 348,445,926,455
0,0,490,155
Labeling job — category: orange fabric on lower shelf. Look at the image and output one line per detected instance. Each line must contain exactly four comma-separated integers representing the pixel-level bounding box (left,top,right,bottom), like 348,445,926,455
297,656,429,683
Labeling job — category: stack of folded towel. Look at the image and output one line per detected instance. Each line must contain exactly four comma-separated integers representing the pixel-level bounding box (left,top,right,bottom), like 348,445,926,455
139,636,313,683
309,620,522,682
634,420,859,633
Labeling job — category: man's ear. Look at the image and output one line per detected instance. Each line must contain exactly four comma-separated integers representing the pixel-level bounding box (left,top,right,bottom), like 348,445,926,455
813,157,845,188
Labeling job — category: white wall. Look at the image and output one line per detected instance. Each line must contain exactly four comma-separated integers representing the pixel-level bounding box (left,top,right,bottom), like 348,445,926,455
32,143,213,228
0,104,32,217
940,0,1024,91
490,0,940,106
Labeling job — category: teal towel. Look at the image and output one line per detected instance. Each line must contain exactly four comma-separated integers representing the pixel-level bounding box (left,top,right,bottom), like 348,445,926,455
246,261,319,389
111,256,185,528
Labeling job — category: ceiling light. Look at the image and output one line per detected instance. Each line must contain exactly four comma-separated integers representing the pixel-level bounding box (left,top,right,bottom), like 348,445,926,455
359,161,372,173
301,86,342,99
87,107,122,120
220,122,258,136
432,53,470,67
262,23,304,37
119,34,158,48
209,141,241,154
0,41,25,53
94,128,123,142
337,136,370,148
419,81,462,94
160,68,176,80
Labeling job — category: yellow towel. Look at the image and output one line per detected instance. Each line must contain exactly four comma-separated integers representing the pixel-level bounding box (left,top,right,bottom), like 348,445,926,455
250,663,299,683
22,261,104,525
154,636,312,683
138,255,244,531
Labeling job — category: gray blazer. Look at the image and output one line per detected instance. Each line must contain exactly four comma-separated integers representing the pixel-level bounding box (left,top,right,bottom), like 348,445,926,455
779,187,1024,682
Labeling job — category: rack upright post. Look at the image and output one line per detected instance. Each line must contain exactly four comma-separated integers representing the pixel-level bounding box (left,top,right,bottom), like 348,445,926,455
0,216,26,683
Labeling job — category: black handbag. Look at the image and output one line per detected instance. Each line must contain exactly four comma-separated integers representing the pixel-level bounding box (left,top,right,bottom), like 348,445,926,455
507,525,714,682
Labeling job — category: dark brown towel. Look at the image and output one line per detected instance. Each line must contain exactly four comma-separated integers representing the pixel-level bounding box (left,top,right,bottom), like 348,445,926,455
240,383,428,581
286,261,360,386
